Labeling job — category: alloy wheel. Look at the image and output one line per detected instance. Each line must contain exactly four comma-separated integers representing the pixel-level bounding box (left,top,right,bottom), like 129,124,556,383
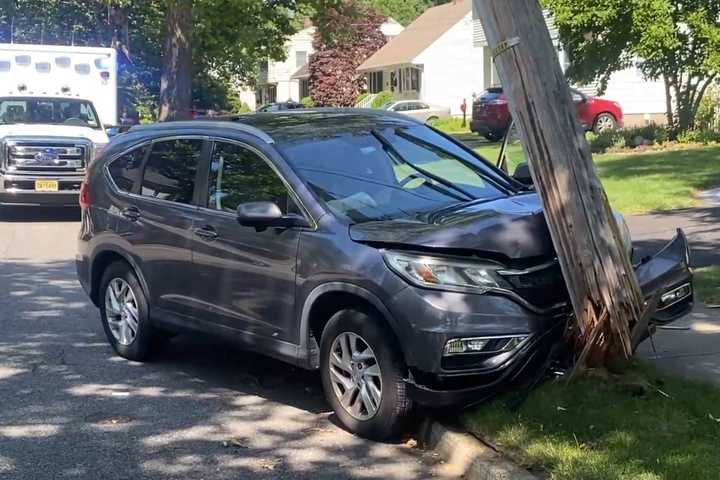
328,332,383,420
104,278,140,346
595,114,616,133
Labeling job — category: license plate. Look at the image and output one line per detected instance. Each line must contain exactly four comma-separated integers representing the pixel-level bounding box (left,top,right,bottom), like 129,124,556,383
35,180,59,192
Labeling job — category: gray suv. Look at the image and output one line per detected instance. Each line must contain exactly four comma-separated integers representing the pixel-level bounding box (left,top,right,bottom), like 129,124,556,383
76,110,693,440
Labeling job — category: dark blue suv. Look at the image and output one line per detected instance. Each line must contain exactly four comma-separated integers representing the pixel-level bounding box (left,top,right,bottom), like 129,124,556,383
76,110,693,439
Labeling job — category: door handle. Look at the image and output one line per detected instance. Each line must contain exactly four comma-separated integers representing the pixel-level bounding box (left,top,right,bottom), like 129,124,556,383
121,206,141,221
193,226,218,240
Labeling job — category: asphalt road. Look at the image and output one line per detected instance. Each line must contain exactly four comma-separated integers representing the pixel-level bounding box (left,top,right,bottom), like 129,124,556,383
0,209,451,480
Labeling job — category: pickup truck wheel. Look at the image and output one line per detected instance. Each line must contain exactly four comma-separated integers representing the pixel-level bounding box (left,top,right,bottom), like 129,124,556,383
99,261,155,361
593,113,617,134
320,309,412,440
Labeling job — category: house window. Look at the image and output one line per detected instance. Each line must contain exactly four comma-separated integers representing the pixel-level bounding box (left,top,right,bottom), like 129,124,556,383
368,71,384,93
410,68,420,92
299,79,310,99
267,84,277,103
398,69,404,93
296,51,308,69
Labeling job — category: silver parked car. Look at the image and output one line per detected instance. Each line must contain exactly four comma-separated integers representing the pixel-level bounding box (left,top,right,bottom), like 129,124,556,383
381,100,451,124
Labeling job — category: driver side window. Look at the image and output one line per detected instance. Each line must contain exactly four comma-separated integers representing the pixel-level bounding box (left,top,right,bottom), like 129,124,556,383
207,141,299,214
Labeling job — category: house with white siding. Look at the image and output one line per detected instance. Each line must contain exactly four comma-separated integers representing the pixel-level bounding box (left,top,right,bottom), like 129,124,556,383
357,0,667,124
357,0,479,116
253,19,404,109
470,0,667,126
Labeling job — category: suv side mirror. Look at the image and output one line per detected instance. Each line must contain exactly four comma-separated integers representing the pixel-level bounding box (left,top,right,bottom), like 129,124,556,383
105,126,120,138
236,201,309,229
513,163,533,185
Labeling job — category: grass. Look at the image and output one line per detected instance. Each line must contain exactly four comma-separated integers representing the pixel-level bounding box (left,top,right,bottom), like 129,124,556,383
694,266,720,305
460,135,720,215
464,363,720,480
431,117,470,134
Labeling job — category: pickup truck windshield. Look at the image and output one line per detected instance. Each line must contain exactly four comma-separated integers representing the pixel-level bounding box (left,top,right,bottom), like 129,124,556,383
279,125,508,223
0,97,101,129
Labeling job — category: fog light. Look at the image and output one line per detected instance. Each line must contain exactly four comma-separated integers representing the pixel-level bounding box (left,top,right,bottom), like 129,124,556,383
443,335,529,356
660,283,691,308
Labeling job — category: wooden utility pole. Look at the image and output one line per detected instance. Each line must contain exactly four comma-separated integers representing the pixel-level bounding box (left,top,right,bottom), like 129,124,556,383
159,0,193,121
474,0,646,368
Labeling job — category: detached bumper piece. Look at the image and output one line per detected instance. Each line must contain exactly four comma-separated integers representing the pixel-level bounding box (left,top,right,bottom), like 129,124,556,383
635,229,694,324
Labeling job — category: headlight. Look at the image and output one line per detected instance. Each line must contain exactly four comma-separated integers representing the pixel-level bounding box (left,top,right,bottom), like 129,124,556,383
92,143,108,160
383,251,502,294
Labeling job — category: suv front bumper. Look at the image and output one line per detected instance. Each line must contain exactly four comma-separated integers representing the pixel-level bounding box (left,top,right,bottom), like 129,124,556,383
393,230,693,407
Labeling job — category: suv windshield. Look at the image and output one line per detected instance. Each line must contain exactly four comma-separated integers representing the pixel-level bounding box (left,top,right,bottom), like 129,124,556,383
0,97,101,129
278,125,508,223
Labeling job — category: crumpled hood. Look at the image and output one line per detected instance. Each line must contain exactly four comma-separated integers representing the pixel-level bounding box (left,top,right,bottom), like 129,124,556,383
349,194,555,260
0,124,109,144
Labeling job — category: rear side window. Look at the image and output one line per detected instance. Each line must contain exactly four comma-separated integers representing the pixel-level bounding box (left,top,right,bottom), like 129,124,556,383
207,141,297,214
107,145,148,193
141,139,203,204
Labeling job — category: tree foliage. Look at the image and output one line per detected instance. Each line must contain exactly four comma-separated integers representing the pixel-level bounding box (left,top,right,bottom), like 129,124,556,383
309,0,387,106
0,0,309,117
545,0,720,131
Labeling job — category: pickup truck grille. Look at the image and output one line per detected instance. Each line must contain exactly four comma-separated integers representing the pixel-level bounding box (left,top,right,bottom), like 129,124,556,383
3,139,89,174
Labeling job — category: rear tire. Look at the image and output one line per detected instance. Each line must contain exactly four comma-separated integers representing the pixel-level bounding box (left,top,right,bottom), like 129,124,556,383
320,309,412,440
484,131,502,142
99,261,155,362
593,113,617,134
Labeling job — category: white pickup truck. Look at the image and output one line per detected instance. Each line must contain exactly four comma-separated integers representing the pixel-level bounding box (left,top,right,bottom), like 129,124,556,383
0,43,117,208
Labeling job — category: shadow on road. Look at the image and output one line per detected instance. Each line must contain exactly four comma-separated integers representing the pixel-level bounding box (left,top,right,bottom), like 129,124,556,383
0,259,439,479
0,206,81,223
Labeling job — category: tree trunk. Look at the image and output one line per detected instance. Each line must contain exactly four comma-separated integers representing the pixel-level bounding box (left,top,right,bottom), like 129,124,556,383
474,0,646,368
159,0,193,122
663,75,674,129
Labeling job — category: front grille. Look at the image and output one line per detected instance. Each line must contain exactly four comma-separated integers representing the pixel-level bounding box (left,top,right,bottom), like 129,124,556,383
499,260,569,309
3,139,89,173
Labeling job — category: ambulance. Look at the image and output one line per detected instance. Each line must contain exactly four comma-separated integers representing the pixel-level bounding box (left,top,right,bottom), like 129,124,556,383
0,43,117,209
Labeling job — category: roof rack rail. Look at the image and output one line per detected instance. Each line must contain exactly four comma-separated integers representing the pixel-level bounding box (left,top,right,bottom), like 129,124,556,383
128,120,274,144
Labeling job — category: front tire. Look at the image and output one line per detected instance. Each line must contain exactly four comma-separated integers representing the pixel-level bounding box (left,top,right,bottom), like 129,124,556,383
99,261,155,361
320,309,412,440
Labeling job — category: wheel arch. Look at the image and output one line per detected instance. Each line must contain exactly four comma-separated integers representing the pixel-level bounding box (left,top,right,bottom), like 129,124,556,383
90,248,150,307
299,283,409,369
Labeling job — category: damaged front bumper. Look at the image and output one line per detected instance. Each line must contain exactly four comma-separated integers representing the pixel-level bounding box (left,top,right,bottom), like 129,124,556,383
406,229,694,407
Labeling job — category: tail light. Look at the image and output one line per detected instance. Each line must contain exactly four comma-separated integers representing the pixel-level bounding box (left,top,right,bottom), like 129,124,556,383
79,181,91,209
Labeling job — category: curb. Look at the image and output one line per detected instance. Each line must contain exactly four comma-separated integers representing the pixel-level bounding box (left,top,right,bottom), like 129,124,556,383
419,419,539,480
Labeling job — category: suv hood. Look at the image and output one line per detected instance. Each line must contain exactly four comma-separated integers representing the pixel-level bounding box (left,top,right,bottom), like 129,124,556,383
349,194,554,260
0,124,108,144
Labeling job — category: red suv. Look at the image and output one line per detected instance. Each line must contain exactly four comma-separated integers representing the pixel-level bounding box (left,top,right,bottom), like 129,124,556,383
470,87,623,141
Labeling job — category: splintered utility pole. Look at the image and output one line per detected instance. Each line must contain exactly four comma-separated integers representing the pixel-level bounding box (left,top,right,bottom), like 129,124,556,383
474,0,647,368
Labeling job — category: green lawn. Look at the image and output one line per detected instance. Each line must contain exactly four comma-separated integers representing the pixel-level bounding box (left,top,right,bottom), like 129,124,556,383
695,266,720,305
457,133,720,215
431,117,470,134
464,363,720,480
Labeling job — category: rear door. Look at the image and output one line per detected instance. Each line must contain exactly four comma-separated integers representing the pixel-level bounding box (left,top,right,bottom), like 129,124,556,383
121,136,209,320
190,139,305,346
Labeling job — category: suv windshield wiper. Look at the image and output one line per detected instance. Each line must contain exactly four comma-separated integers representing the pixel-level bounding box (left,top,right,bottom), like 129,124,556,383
370,129,475,202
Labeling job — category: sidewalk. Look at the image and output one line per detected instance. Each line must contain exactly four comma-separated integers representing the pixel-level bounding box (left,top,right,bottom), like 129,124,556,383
637,303,720,385
628,205,720,385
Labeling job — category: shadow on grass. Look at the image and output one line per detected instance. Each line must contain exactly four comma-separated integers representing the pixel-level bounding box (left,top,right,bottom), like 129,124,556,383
0,259,438,479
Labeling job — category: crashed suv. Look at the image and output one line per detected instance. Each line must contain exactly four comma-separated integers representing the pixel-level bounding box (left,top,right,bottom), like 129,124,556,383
76,110,693,440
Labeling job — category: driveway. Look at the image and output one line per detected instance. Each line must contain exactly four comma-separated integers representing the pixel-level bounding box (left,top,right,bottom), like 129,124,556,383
0,209,450,479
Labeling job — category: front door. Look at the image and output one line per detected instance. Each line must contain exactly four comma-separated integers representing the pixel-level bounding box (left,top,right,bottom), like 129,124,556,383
191,139,304,346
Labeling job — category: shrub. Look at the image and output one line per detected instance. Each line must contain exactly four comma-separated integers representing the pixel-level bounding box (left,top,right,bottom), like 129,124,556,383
618,124,669,147
300,96,315,108
587,130,622,153
355,92,369,105
371,90,393,108
677,129,720,144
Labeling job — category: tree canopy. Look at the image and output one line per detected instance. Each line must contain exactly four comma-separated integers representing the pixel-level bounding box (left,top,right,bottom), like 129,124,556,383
545,0,720,131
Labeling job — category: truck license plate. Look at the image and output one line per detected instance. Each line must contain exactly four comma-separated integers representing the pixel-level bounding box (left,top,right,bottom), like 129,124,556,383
35,180,59,192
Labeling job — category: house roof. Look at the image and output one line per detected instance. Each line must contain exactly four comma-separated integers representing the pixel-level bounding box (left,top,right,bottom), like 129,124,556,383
357,0,471,72
291,63,309,80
